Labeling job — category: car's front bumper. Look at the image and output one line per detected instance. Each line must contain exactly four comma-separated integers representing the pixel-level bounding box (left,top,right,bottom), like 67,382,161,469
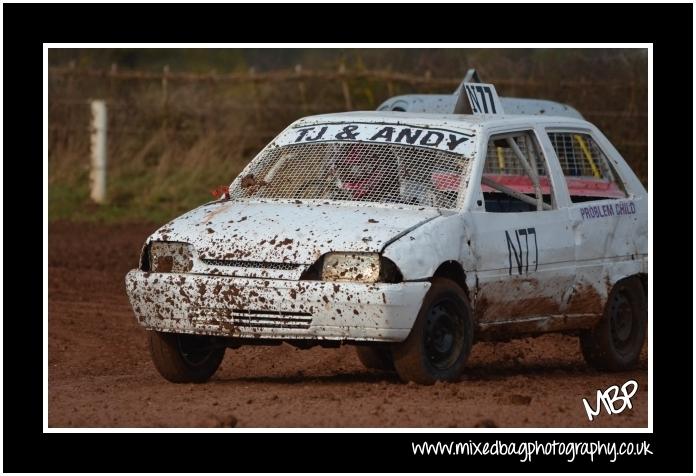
125,270,429,342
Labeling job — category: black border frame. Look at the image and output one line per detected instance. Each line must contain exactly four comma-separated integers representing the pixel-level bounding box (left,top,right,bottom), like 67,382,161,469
4,2,692,472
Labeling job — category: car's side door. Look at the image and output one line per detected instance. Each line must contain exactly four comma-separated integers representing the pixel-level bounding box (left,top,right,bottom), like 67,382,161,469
465,126,577,330
542,126,648,314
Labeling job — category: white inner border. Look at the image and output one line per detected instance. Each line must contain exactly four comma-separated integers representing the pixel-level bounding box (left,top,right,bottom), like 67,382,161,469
42,43,653,434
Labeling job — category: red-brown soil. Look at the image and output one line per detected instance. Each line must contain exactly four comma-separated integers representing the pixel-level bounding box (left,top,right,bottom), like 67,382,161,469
48,221,648,428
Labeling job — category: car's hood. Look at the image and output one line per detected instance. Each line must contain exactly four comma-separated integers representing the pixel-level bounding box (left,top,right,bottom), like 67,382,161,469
150,200,440,264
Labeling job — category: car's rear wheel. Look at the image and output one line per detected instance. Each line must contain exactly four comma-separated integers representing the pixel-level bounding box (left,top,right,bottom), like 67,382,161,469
355,345,395,371
392,278,473,385
580,277,647,371
149,331,225,383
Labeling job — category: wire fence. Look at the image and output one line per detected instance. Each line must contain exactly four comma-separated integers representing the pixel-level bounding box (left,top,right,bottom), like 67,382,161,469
48,63,647,219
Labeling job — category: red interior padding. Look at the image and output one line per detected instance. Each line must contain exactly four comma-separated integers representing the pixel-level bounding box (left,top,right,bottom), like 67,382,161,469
563,176,626,198
432,173,625,198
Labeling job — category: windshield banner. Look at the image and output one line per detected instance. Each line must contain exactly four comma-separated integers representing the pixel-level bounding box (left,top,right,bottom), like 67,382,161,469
274,122,476,155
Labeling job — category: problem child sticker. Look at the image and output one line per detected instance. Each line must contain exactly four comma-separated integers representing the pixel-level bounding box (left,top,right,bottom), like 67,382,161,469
580,201,636,220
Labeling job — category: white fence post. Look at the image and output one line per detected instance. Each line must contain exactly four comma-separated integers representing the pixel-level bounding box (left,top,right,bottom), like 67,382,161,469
90,100,107,204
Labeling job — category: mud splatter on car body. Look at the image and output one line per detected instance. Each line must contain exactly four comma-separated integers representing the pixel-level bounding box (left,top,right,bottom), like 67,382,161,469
125,108,647,354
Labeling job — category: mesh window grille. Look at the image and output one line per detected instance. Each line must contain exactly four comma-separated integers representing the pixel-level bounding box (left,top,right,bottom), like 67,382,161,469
548,132,614,180
229,142,472,209
483,134,548,177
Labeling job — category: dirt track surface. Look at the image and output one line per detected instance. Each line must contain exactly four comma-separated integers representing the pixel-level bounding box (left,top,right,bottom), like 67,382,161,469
49,222,648,428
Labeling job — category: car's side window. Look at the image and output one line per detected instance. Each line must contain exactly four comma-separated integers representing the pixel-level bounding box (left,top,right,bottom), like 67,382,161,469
547,131,628,203
481,131,554,213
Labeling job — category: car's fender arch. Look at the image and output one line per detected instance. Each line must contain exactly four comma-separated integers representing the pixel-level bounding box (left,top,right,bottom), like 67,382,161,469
571,260,646,317
604,266,648,300
382,213,477,282
431,260,469,299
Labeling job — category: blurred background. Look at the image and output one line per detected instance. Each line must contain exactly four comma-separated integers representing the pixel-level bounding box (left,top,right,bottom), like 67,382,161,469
48,48,648,223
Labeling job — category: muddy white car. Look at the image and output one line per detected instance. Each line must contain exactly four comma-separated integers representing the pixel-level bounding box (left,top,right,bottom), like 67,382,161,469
126,80,648,385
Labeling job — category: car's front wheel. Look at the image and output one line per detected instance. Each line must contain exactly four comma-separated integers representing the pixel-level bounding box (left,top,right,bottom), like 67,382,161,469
149,331,226,383
580,277,647,371
391,278,474,385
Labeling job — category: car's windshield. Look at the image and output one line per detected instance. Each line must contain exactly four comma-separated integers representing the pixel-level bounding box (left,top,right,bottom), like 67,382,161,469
229,138,474,209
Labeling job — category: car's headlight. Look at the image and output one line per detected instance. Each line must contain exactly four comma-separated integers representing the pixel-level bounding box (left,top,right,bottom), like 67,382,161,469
321,252,381,283
149,241,194,273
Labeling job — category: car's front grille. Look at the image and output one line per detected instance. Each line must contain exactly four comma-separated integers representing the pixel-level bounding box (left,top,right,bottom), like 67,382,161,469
231,309,312,329
195,308,312,330
200,259,300,271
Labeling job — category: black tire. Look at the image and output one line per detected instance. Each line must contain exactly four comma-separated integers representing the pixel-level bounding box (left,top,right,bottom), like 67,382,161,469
149,331,226,383
392,278,474,385
580,277,647,371
355,345,395,371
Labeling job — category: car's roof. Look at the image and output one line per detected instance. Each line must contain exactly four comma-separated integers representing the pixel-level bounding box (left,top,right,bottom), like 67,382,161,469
293,110,592,133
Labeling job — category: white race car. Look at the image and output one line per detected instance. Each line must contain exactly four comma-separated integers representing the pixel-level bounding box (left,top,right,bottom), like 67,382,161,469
126,77,648,385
